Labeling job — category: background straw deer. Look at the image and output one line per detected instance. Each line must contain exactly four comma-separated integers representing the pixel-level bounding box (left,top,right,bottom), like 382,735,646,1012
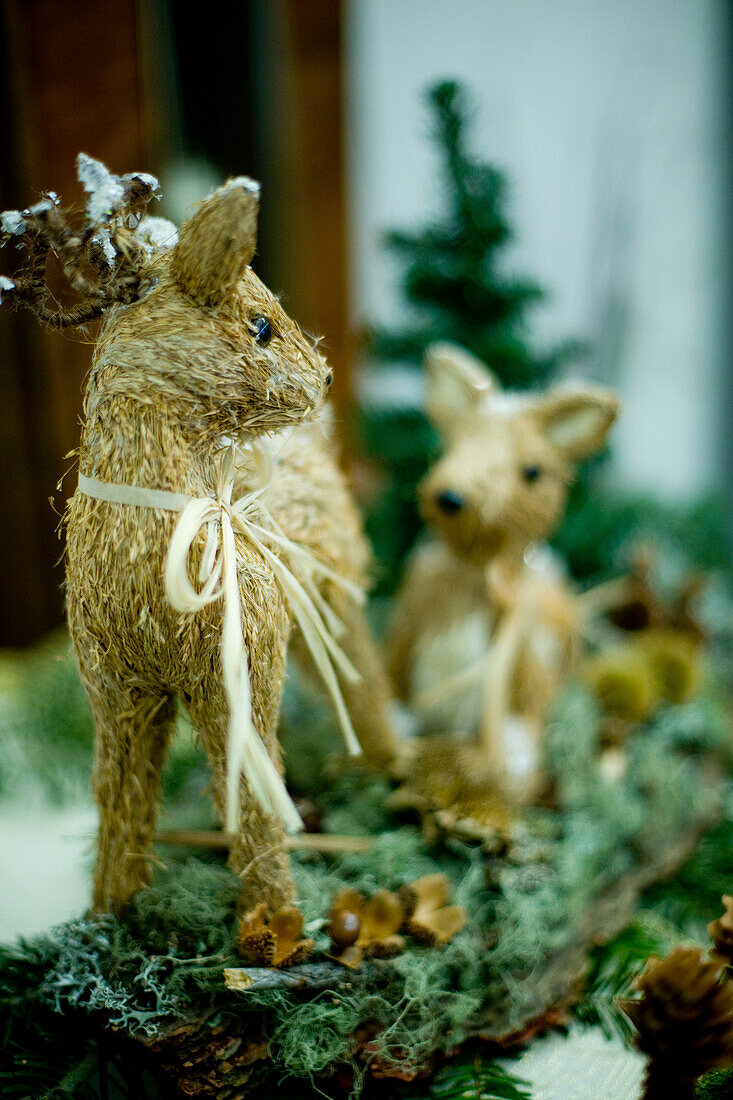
387,342,619,795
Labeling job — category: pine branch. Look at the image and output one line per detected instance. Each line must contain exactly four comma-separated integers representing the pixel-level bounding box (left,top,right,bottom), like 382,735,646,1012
428,1050,532,1100
644,820,733,935
429,81,471,201
402,267,544,326
696,1067,733,1099
575,915,682,1043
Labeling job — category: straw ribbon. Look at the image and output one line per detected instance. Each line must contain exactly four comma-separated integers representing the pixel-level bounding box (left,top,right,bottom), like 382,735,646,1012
77,440,363,835
414,548,580,768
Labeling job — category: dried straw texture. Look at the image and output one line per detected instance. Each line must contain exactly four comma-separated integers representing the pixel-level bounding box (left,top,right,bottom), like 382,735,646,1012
388,342,619,789
250,415,397,768
63,178,395,915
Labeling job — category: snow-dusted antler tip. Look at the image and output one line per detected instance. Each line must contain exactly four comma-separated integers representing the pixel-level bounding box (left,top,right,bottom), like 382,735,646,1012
76,153,125,225
137,216,179,253
1,210,26,237
1,193,61,241
0,275,15,303
123,171,161,199
26,196,59,218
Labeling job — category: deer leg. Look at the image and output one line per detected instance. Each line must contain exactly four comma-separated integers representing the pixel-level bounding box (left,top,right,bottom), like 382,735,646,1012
333,592,398,766
185,626,296,914
86,677,177,914
291,588,398,767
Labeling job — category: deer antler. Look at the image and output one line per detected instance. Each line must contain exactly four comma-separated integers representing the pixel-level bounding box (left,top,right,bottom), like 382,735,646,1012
0,154,165,330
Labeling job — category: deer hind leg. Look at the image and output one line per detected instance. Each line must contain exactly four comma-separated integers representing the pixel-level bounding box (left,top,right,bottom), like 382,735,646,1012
85,674,177,914
185,621,296,914
334,592,399,766
291,587,398,767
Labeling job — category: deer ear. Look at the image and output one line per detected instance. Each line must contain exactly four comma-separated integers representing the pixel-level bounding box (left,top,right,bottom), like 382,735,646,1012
171,176,260,305
536,384,619,462
424,343,498,432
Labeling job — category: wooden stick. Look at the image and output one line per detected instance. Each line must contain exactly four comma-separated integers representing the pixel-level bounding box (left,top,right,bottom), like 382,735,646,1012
154,828,373,854
286,832,373,853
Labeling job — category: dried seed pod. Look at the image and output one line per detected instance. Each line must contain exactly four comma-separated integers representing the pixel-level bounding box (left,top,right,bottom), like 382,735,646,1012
637,628,704,706
328,886,406,969
399,873,467,947
237,903,313,969
583,649,659,724
366,890,404,939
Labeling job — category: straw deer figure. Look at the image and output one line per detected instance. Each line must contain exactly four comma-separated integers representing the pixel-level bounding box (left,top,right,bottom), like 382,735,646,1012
387,342,619,796
1,157,396,914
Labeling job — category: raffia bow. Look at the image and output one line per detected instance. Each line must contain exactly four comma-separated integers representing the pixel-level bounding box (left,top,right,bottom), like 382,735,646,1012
415,548,611,771
78,440,363,834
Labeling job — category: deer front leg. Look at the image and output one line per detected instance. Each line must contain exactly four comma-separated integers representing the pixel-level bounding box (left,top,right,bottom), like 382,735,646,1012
85,676,177,914
185,604,296,913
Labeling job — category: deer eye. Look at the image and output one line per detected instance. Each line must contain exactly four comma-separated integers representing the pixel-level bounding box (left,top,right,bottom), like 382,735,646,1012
522,465,542,484
250,316,273,345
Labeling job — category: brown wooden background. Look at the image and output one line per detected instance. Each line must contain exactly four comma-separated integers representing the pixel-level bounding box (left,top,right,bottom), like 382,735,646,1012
0,0,351,646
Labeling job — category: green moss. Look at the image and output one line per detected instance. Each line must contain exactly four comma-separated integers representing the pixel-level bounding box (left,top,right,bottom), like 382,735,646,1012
1,685,725,1086
696,1068,733,1099
1,620,731,1094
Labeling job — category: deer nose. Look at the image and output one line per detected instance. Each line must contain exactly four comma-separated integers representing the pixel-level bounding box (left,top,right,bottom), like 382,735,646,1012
435,489,464,515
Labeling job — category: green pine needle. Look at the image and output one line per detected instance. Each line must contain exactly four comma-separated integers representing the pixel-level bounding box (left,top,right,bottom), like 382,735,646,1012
427,1051,531,1100
575,913,682,1043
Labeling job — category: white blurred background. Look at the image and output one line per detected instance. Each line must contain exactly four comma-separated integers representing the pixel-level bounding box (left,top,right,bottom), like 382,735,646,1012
345,0,729,500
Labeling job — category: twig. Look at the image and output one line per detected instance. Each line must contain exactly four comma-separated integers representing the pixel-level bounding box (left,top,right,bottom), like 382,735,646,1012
224,961,347,992
154,828,373,854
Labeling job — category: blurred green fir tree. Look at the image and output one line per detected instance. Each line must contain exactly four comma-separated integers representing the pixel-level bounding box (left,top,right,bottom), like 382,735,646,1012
359,80,583,591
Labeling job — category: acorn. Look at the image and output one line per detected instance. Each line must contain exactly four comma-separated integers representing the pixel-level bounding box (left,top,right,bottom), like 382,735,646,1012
327,887,406,968
329,905,361,950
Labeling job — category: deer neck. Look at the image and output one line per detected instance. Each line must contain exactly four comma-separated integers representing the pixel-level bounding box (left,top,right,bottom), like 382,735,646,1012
78,393,231,496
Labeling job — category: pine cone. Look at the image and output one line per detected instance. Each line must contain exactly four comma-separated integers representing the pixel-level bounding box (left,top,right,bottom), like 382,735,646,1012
143,1017,269,1098
709,897,733,966
622,946,733,1097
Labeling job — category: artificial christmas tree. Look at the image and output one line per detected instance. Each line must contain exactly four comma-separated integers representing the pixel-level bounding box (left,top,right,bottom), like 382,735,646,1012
360,80,581,589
